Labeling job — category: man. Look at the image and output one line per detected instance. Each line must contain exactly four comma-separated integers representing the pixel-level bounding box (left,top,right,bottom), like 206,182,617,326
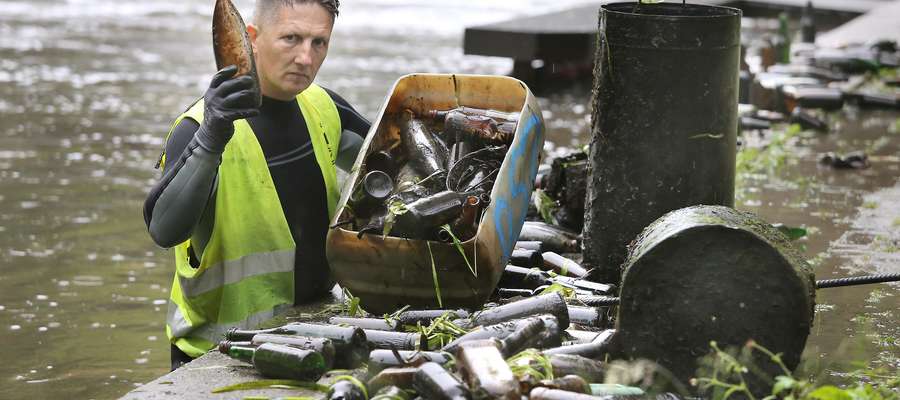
143,0,370,369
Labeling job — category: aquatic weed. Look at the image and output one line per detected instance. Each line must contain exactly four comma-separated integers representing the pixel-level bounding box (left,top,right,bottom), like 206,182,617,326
411,310,468,349
507,348,554,381
693,340,900,400
426,242,443,308
534,189,559,225
439,224,475,277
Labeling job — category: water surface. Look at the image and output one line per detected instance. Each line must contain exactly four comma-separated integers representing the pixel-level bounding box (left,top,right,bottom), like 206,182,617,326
0,0,897,398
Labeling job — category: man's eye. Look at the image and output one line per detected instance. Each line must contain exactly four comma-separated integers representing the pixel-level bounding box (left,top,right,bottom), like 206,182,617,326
283,35,298,42
313,39,327,47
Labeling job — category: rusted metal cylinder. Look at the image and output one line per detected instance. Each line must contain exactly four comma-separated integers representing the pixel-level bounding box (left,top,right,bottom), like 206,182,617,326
583,3,742,283
613,205,815,395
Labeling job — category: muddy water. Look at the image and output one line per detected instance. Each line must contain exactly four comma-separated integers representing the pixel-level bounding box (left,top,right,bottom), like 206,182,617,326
0,0,595,398
737,110,900,381
0,1,896,399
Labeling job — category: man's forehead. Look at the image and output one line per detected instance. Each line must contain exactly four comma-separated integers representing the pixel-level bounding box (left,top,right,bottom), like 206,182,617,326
263,2,334,31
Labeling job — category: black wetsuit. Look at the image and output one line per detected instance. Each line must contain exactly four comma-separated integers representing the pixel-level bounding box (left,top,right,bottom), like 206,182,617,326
144,88,369,370
155,88,369,300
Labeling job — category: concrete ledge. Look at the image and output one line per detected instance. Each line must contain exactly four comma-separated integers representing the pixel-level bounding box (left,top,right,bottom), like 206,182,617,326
121,295,345,399
120,352,324,399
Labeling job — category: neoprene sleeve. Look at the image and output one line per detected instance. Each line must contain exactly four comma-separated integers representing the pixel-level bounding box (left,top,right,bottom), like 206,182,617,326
145,132,220,249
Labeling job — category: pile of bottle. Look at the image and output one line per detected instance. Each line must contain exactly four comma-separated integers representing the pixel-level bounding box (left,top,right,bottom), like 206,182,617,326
213,230,632,399
216,287,632,400
346,106,520,242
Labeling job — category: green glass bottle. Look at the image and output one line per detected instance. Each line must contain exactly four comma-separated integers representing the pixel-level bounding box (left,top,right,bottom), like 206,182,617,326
778,12,792,64
219,341,326,381
226,322,368,369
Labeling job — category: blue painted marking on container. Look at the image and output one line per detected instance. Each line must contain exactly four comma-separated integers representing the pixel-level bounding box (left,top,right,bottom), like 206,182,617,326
494,111,544,265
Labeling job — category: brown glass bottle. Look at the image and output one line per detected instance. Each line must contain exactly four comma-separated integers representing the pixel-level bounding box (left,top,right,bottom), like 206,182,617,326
348,170,394,218
440,195,480,242
456,340,520,399
390,190,469,239
400,109,446,177
413,362,471,400
444,111,512,146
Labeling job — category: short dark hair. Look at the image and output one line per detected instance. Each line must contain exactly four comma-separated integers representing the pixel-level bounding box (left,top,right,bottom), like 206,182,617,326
253,0,340,25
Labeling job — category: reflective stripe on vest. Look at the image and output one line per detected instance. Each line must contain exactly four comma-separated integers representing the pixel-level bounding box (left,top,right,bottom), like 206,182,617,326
161,84,342,358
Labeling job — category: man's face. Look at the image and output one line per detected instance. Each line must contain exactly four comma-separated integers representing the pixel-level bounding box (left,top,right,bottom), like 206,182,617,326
248,3,333,101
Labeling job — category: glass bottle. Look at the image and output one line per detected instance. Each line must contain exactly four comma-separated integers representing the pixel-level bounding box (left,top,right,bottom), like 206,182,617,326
218,341,326,381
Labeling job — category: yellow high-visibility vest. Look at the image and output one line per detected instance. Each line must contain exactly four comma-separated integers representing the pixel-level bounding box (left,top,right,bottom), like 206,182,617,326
161,84,341,357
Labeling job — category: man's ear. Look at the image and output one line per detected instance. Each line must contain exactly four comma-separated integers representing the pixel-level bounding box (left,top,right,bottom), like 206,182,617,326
247,24,259,55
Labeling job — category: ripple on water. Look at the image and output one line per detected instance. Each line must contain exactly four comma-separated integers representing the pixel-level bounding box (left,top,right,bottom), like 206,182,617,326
72,275,103,287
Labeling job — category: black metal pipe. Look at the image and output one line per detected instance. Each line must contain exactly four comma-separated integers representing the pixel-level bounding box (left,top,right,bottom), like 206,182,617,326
574,273,900,307
575,296,620,307
815,273,900,289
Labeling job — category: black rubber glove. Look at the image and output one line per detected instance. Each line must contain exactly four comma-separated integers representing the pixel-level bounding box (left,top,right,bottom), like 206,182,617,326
195,65,260,154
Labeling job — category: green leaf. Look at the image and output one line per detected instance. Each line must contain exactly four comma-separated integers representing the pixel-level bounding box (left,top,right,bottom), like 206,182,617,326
809,386,853,400
772,375,797,395
427,242,443,308
773,223,808,241
440,224,476,277
508,349,554,381
540,283,575,299
211,380,329,394
382,199,409,237
347,296,360,317
534,189,558,225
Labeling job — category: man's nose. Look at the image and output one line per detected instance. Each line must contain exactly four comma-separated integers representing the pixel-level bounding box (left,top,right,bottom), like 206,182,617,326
293,43,313,66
